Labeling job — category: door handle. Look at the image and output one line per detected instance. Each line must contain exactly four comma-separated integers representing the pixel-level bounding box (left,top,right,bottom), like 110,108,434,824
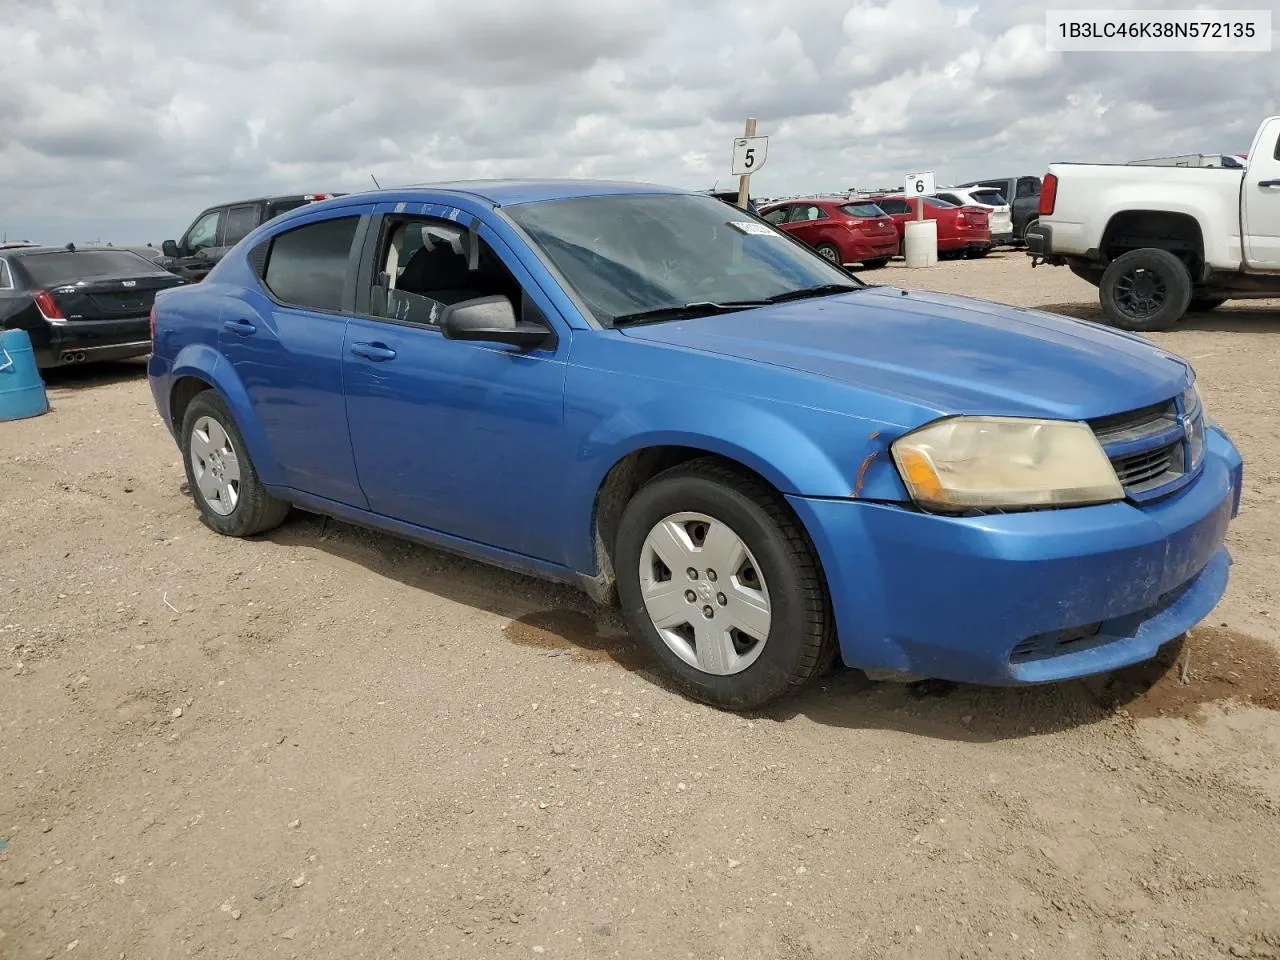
350,342,397,362
1259,179,1280,188
223,318,256,335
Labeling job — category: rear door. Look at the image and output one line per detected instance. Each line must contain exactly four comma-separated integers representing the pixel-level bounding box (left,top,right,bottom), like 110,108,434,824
1243,118,1280,269
782,204,835,249
1012,177,1041,236
220,203,265,252
224,207,372,507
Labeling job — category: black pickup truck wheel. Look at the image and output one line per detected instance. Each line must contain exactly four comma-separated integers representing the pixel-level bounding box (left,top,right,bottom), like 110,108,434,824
1099,248,1192,332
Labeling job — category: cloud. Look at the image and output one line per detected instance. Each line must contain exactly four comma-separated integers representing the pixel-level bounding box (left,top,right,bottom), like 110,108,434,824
0,0,1277,242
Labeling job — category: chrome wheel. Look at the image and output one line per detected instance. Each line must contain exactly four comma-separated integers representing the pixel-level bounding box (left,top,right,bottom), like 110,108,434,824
638,512,771,676
817,244,841,263
189,415,241,516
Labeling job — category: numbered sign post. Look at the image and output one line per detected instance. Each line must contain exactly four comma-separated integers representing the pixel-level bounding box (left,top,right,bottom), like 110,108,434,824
903,171,935,220
902,171,938,268
731,118,769,209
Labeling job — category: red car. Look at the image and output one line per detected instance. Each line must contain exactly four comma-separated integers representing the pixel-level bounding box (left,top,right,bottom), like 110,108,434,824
866,195,992,258
760,198,899,269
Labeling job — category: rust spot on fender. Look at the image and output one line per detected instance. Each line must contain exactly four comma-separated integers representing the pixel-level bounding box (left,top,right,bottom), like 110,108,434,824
869,430,881,441
853,450,878,498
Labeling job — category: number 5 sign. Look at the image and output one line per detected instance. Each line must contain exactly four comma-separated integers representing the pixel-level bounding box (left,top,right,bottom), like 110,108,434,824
731,136,770,176
903,171,936,196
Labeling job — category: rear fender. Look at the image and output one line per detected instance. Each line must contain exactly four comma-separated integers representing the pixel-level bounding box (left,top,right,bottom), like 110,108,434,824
167,341,284,486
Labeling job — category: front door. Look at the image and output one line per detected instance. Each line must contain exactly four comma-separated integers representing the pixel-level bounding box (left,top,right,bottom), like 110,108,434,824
1243,118,1280,269
219,209,369,508
341,208,572,564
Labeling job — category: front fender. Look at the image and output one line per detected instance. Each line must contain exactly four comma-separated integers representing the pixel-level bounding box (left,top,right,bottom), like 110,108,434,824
167,341,285,487
567,391,908,574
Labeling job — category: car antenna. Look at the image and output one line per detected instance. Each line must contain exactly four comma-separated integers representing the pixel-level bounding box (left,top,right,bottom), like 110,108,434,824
370,173,381,188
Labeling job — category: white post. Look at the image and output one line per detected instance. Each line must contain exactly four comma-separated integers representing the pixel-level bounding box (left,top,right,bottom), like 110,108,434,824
737,118,757,210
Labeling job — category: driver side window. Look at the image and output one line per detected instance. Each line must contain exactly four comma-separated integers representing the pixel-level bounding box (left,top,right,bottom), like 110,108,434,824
371,217,525,327
185,210,223,253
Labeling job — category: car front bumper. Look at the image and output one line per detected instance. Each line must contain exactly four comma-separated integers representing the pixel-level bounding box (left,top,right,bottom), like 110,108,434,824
787,425,1242,685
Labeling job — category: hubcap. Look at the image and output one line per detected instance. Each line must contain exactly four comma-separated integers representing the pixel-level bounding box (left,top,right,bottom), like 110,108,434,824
1115,267,1168,319
189,416,241,516
638,512,771,676
819,246,840,263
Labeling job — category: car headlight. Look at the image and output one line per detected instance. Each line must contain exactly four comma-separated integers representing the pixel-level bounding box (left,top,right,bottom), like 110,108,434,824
892,416,1124,511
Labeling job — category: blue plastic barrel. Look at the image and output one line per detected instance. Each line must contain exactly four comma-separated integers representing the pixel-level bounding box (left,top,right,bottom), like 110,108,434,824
0,328,49,421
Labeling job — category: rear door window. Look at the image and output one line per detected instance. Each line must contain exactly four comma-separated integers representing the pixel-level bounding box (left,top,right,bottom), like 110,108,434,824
840,202,886,217
877,198,912,215
1017,178,1041,198
16,250,158,286
262,215,361,312
763,206,791,225
222,204,262,246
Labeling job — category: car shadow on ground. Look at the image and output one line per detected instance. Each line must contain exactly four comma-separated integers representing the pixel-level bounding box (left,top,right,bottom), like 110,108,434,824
258,511,1239,745
1036,301,1280,332
42,358,148,390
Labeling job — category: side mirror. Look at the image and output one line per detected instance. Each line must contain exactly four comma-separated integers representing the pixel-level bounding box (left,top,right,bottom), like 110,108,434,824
439,296,553,351
161,240,179,258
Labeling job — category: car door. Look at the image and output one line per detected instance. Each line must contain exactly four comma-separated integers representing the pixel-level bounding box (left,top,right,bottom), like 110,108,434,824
220,203,265,253
170,207,225,282
223,207,372,508
783,204,835,250
1012,178,1041,236
1243,119,1280,269
341,204,572,564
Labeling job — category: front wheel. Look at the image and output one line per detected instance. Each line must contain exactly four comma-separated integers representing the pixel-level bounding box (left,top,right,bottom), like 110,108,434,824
180,391,290,537
1099,248,1192,332
614,460,835,710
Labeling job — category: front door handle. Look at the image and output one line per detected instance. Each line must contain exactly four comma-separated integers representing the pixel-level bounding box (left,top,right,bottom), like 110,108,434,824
1259,179,1280,188
350,342,397,362
223,318,256,336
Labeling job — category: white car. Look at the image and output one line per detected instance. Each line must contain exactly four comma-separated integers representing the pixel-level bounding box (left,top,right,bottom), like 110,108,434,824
935,188,1014,244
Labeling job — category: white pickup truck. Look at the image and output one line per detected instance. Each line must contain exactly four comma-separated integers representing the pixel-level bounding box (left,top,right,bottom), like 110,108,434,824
1026,116,1280,331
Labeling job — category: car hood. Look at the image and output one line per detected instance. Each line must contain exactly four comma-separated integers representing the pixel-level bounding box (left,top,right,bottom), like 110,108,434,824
618,286,1192,421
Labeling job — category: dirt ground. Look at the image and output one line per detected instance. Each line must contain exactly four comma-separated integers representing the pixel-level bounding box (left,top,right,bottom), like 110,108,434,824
3,251,1279,960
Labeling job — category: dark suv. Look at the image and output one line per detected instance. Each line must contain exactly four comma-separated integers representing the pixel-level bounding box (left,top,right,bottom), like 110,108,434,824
161,194,344,282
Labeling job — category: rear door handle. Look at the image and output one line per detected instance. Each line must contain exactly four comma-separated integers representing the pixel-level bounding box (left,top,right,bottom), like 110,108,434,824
223,318,257,335
1259,179,1280,188
350,342,397,362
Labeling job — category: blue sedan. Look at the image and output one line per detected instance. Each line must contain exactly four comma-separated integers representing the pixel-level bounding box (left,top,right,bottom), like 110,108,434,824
147,180,1243,710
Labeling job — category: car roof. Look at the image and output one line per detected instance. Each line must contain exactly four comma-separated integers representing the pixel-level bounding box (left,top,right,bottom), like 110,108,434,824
2,244,143,257
341,179,696,208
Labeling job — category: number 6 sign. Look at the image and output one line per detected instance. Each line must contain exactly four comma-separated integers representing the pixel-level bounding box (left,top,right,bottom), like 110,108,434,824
731,137,770,176
903,171,936,197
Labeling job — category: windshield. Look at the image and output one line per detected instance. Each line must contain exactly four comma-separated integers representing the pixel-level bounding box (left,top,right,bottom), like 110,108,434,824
17,250,162,285
505,194,858,327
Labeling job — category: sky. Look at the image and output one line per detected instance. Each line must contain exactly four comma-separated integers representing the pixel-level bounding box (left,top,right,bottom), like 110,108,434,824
1,0,1277,244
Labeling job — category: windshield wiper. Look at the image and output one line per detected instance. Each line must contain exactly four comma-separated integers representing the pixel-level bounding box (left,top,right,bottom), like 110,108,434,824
612,300,770,327
766,283,863,304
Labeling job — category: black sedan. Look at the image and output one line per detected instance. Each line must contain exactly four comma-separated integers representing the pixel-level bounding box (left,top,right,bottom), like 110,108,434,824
0,244,184,369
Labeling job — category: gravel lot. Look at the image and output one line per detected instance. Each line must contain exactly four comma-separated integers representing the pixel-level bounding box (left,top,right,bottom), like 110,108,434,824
2,251,1279,960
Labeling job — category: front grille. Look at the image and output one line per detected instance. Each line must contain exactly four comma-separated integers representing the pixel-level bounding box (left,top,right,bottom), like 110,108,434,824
1088,397,1187,500
1113,441,1183,490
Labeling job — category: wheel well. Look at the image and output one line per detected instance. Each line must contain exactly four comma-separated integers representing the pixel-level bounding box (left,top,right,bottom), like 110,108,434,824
169,376,213,430
587,446,792,606
1100,211,1204,273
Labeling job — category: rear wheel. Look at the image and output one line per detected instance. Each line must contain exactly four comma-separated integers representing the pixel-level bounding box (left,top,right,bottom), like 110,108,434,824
614,460,835,710
860,258,890,269
1099,248,1192,332
815,243,843,265
181,391,290,537
1189,296,1228,312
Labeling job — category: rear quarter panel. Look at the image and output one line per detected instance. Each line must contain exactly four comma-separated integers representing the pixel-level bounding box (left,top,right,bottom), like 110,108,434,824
1043,163,1244,269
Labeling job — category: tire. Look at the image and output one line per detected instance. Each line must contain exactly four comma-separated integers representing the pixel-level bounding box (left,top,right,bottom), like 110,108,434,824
180,390,290,537
814,243,843,266
614,459,835,710
860,258,890,270
1098,248,1193,332
1189,296,1228,312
